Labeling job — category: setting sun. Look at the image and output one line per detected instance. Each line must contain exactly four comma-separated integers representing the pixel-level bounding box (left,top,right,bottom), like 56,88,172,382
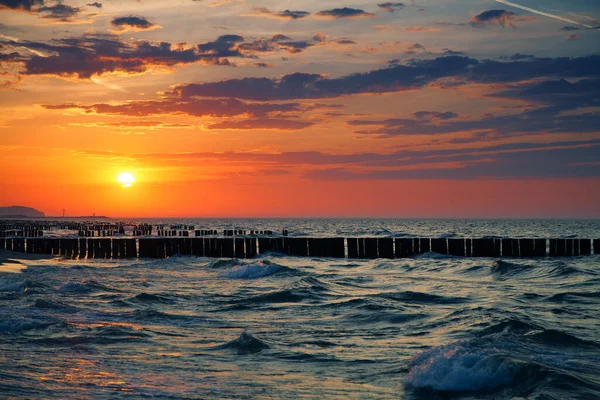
117,172,135,188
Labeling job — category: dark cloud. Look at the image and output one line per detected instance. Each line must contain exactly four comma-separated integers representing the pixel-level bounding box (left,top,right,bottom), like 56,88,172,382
247,7,309,20
561,26,580,31
254,62,271,68
206,119,315,130
167,54,599,102
414,111,458,120
1,30,329,79
42,98,302,118
198,34,244,57
87,2,102,8
2,35,232,79
349,75,600,138
37,3,81,21
43,97,313,131
303,142,600,180
377,2,404,13
470,10,519,27
0,0,42,11
502,53,534,61
169,56,478,100
442,48,464,56
111,16,158,31
316,8,376,19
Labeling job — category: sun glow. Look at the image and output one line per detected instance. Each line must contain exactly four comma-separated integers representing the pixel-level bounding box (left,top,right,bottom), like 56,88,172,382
117,172,135,188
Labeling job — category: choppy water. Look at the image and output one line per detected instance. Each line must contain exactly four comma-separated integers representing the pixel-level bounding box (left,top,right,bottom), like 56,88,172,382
1,219,599,399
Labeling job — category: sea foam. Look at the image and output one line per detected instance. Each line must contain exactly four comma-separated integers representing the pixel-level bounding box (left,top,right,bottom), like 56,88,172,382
406,342,519,392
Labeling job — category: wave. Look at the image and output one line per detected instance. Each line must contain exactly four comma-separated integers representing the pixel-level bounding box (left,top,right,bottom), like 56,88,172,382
407,316,600,394
32,298,78,312
491,260,531,277
224,260,292,280
32,325,151,346
58,281,92,293
235,289,303,304
345,311,426,325
129,292,176,304
378,291,469,305
0,316,60,333
0,281,27,293
543,291,600,303
406,343,524,392
216,331,270,354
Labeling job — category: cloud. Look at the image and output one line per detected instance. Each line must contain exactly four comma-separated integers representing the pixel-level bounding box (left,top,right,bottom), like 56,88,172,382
42,98,314,130
414,111,459,120
566,34,580,41
168,55,600,102
1,30,332,80
0,0,42,11
561,26,580,31
87,2,102,8
377,2,404,13
206,118,315,130
37,3,82,21
315,8,376,19
403,26,440,33
111,16,160,32
470,10,521,27
2,34,234,79
245,7,309,20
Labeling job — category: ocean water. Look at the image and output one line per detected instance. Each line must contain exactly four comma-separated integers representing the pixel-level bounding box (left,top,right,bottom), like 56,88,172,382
0,219,599,399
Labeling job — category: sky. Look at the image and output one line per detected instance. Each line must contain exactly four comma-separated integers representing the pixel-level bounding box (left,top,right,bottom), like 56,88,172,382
0,0,599,218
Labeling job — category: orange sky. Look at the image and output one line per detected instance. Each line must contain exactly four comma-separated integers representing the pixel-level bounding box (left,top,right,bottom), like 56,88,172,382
1,0,599,217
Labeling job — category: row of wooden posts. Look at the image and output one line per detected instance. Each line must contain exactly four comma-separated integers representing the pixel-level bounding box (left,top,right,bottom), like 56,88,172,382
1,237,599,259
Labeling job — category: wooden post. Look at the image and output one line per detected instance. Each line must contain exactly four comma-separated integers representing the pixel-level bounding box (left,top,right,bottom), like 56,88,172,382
533,239,546,257
364,238,378,259
519,239,535,257
235,238,245,258
221,238,234,258
378,238,394,259
347,238,359,259
594,239,600,255
431,238,448,255
580,239,592,255
395,238,414,258
566,239,574,257
191,238,204,257
418,238,431,254
472,238,500,257
245,237,257,258
448,238,465,256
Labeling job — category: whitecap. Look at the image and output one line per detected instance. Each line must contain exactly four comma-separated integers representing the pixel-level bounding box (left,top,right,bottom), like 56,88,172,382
406,342,519,392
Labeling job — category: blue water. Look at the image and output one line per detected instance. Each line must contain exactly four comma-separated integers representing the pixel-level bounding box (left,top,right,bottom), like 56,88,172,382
1,219,599,399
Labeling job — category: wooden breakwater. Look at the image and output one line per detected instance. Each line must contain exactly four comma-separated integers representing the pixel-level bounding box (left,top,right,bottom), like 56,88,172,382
1,237,598,259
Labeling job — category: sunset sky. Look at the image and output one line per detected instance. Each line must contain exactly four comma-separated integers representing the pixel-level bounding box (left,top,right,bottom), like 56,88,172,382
1,0,599,218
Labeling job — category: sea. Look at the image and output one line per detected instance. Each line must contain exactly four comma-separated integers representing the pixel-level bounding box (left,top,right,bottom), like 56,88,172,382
0,219,599,399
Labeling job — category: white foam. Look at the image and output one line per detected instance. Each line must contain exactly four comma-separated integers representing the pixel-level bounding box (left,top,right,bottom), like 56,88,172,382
406,342,518,391
224,261,282,279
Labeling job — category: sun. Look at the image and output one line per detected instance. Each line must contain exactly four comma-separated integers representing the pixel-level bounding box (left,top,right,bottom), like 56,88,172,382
117,172,135,188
